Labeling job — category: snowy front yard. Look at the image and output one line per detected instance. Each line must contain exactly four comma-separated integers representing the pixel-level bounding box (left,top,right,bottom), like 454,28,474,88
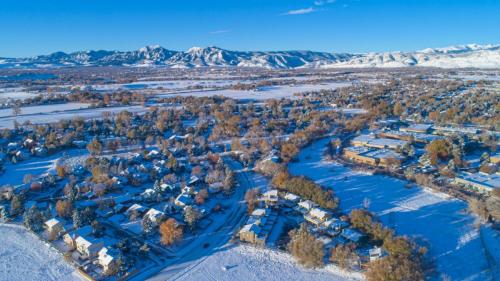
0,224,83,281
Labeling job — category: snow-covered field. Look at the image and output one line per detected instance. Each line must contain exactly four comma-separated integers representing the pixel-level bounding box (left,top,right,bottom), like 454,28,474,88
164,244,363,281
0,88,36,101
0,104,147,129
289,138,500,281
0,224,83,281
92,79,239,91
450,73,500,82
160,82,351,100
0,102,89,118
331,108,368,115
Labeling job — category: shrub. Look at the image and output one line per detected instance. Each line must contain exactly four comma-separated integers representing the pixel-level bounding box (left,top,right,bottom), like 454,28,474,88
366,255,424,281
288,224,324,268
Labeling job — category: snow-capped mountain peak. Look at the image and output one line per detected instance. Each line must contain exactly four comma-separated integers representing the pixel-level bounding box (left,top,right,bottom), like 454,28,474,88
1,43,499,69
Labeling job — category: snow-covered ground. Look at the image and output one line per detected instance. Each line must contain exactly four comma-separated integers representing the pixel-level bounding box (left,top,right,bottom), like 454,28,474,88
0,88,36,101
0,104,147,129
450,73,500,81
0,102,89,118
0,224,83,281
289,138,500,281
92,79,239,91
165,244,363,281
331,108,368,115
160,82,350,100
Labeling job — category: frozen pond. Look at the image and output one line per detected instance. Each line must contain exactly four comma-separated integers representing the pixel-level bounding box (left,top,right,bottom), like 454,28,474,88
288,137,498,281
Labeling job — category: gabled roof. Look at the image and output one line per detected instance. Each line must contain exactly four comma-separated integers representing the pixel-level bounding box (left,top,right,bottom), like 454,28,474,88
284,193,300,201
45,218,62,228
99,247,119,265
262,189,278,197
126,203,147,214
145,208,165,222
309,208,330,220
75,235,102,248
251,208,269,217
298,200,317,210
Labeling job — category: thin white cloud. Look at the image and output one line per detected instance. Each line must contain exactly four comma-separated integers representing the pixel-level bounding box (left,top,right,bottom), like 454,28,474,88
210,30,229,34
283,7,315,15
314,0,336,6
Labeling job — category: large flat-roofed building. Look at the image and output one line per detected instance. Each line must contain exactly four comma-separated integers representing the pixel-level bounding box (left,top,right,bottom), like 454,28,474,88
454,172,500,194
344,146,378,166
351,135,407,150
378,130,440,144
344,146,404,168
400,123,433,134
433,126,480,136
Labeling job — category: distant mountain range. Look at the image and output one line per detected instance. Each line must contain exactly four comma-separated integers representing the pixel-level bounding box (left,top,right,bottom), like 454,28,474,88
1,44,499,69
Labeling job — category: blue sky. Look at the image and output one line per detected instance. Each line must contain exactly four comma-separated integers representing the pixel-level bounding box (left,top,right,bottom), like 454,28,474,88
0,0,499,57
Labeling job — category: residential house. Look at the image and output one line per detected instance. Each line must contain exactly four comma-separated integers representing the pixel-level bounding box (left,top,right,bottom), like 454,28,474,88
324,218,349,237
296,200,318,214
369,246,385,262
283,193,300,208
44,218,64,238
63,225,93,249
239,208,277,246
239,223,265,246
341,228,366,243
144,208,165,225
126,204,147,219
304,208,332,227
98,247,119,274
175,193,192,208
261,189,279,206
75,236,104,258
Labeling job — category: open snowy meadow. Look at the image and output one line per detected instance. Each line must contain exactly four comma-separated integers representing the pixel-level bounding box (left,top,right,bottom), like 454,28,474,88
163,244,363,281
160,82,351,100
0,224,82,281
